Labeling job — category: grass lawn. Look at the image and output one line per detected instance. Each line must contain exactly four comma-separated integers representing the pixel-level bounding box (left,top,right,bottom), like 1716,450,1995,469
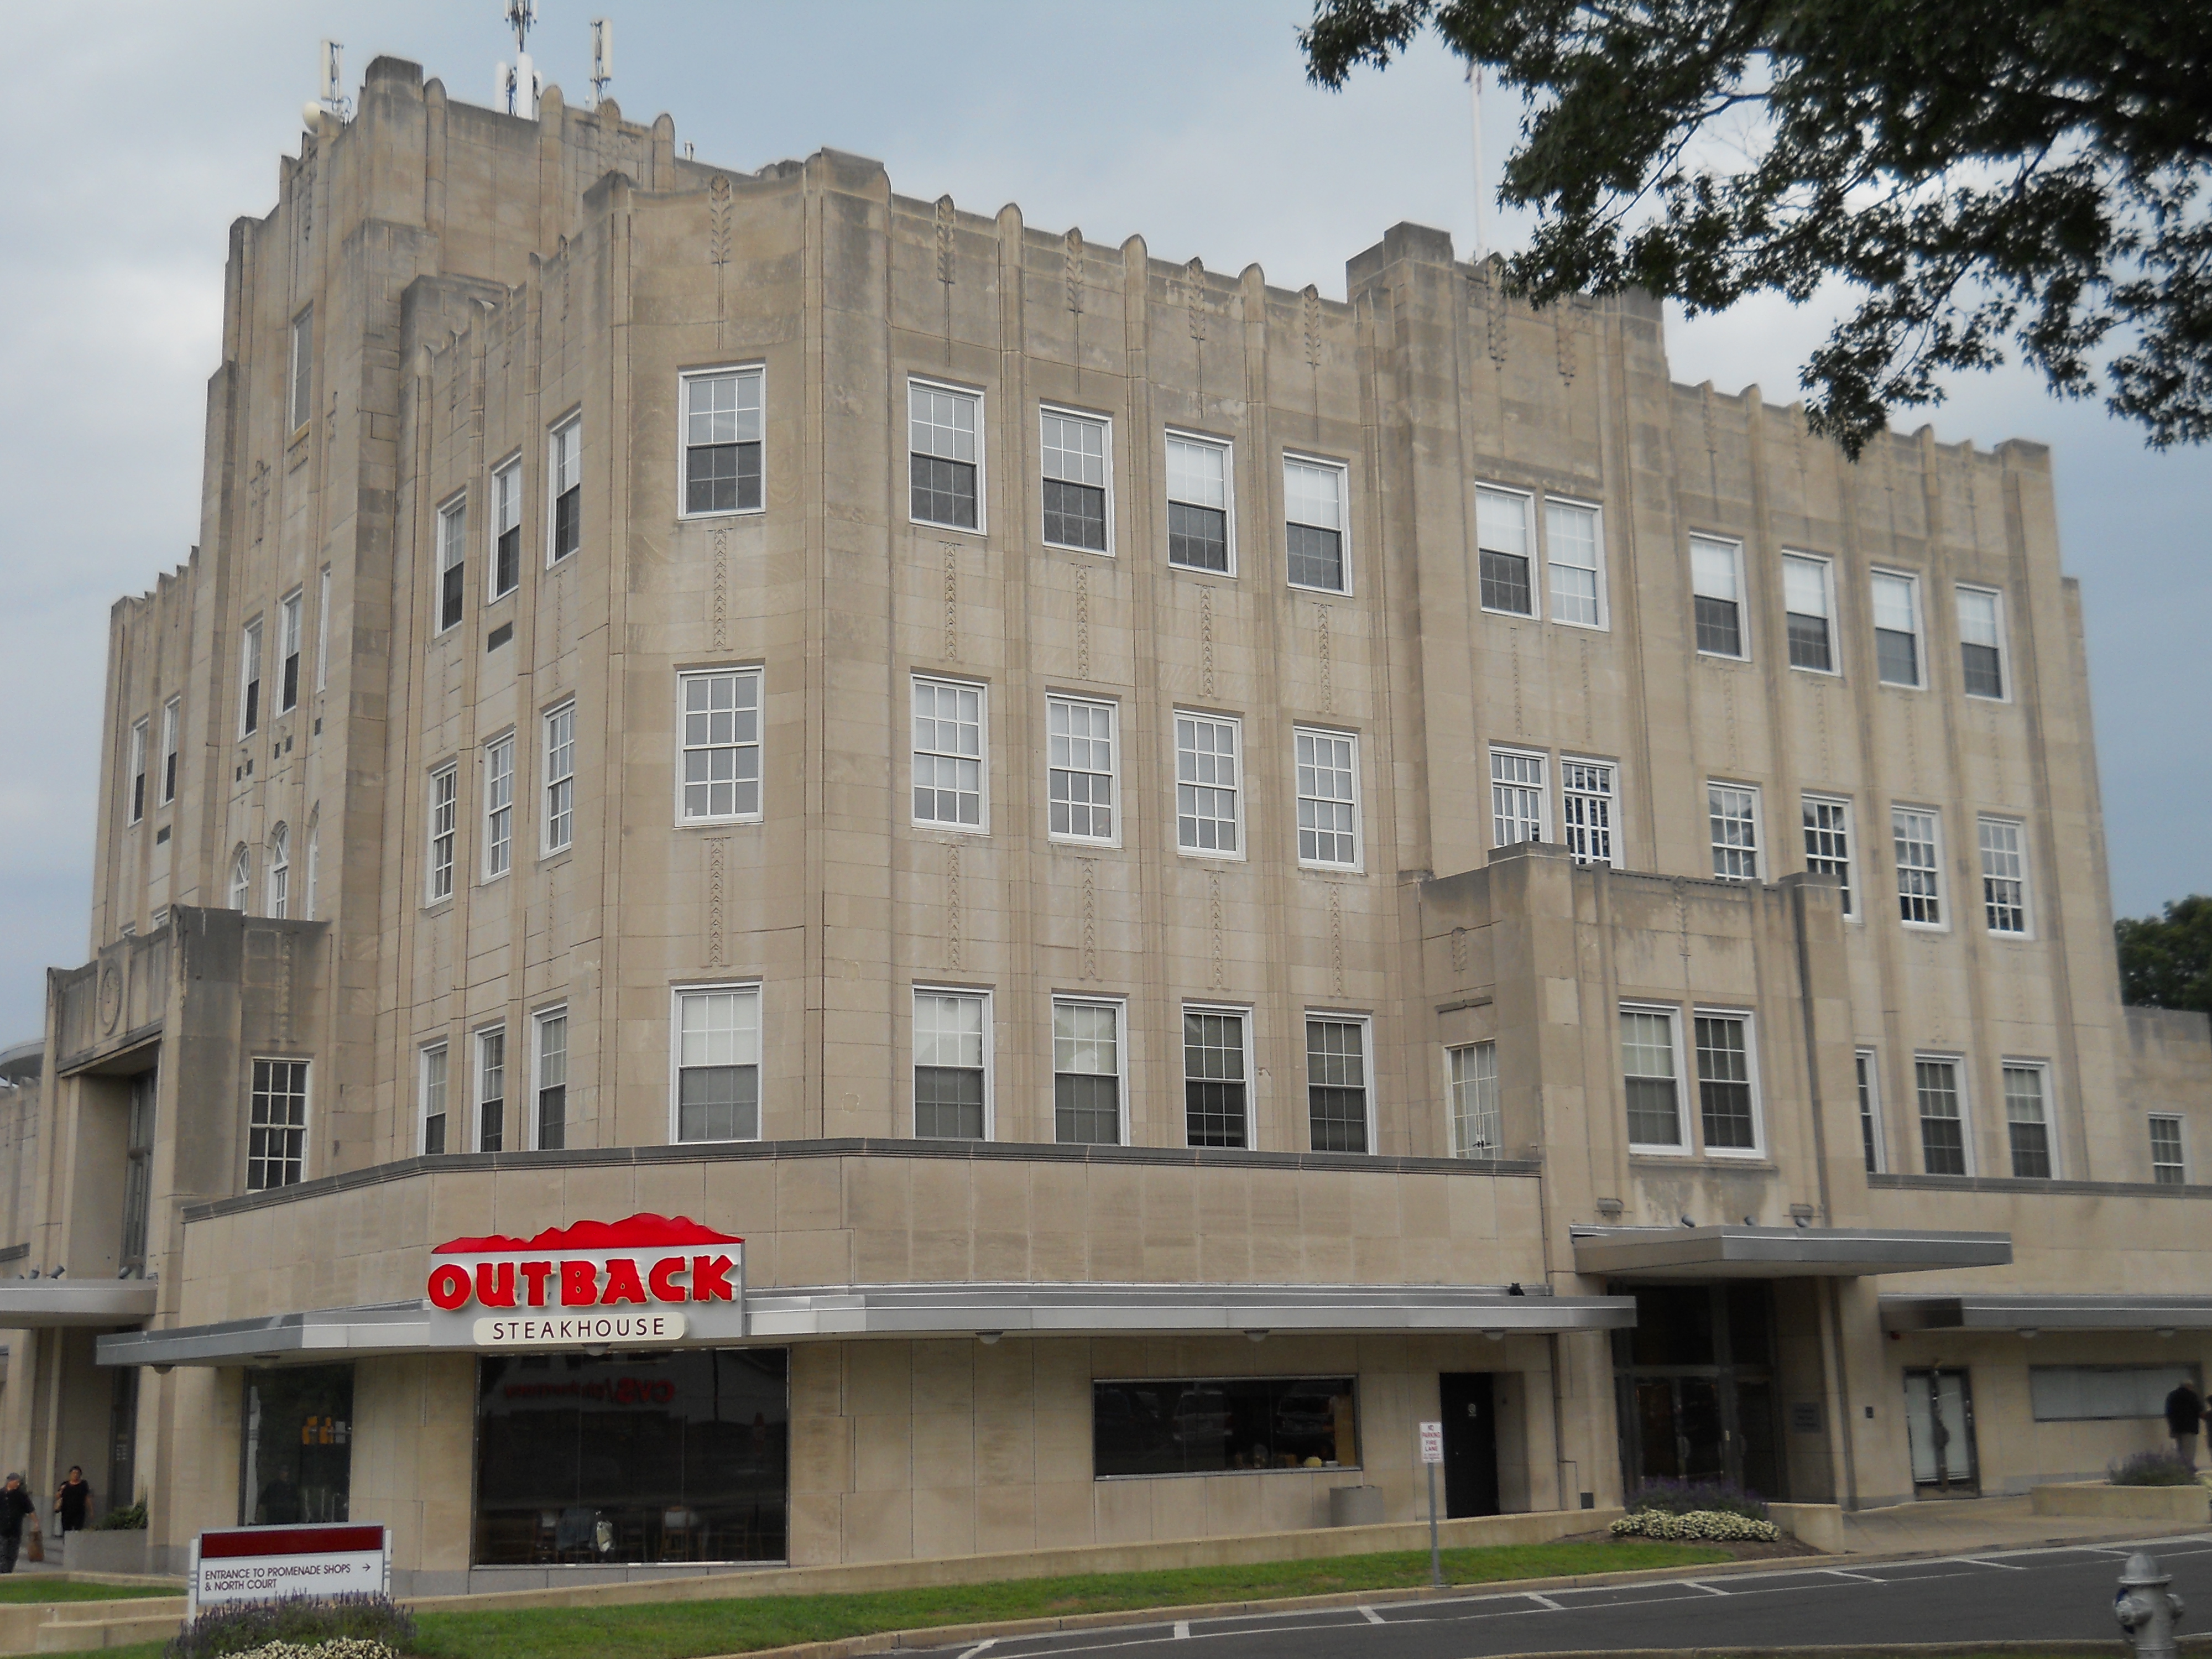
0,1576,179,1603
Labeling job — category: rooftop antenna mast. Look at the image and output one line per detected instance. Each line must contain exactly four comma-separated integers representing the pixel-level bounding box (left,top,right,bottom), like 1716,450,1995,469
495,0,540,118
1467,60,1489,261
588,18,614,110
305,39,351,129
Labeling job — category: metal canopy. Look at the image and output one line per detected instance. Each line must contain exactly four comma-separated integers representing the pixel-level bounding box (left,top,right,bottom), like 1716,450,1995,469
97,1280,1636,1368
1882,1293,2212,1333
1569,1224,2012,1280
0,1279,159,1328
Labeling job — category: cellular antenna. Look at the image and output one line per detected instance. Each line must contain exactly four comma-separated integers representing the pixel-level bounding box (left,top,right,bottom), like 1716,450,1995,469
589,18,614,110
495,0,540,118
1467,62,1488,260
306,39,351,128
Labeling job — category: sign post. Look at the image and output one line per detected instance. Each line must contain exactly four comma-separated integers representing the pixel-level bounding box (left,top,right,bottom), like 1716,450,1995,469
1418,1420,1444,1587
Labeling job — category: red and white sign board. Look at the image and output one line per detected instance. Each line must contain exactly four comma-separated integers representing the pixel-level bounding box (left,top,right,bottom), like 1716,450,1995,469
1418,1421,1443,1464
189,1523,389,1615
424,1213,745,1349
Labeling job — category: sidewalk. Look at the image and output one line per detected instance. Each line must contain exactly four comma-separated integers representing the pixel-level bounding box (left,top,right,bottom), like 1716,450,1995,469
1837,1492,2201,1555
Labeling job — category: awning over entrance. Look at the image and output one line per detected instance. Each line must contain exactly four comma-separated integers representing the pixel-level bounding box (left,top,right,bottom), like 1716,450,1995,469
0,1279,159,1327
1881,1293,2212,1333
1570,1224,2011,1280
97,1280,1637,1366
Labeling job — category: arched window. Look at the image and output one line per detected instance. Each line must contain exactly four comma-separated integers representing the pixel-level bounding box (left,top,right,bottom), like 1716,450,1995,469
267,824,290,919
303,811,319,921
229,845,252,911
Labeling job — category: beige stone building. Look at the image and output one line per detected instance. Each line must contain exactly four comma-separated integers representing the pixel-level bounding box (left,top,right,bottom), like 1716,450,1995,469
3,55,2209,1590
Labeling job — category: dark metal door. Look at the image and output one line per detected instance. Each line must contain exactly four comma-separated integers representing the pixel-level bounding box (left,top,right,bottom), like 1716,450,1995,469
1438,1373,1501,1517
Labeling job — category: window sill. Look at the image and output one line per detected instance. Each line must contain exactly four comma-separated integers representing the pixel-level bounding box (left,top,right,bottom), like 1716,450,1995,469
1176,847,1247,864
1049,836,1121,852
1167,562,1238,582
1877,679,1924,692
1550,617,1610,634
1478,605,1537,622
675,816,764,831
1695,650,1752,664
1298,862,1365,877
910,821,989,839
679,506,768,524
1900,921,1950,935
422,898,454,916
1044,540,1115,559
1287,580,1353,599
1629,1151,1777,1172
910,518,986,538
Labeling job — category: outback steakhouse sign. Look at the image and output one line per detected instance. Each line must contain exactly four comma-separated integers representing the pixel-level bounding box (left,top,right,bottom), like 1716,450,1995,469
424,1213,744,1348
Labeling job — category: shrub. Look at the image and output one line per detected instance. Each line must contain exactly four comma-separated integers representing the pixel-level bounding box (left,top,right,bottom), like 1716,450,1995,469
1626,1477,1771,1521
2110,1449,2201,1487
91,1500,148,1531
163,1594,415,1659
1612,1507,1781,1542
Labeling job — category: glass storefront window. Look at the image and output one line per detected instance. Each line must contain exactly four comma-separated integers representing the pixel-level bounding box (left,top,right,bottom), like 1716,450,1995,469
1092,1377,1358,1478
241,1365,354,1525
473,1348,788,1566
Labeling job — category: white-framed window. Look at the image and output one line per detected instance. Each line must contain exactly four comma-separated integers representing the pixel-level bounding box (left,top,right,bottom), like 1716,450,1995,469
1957,586,2007,699
247,1057,309,1191
1893,805,1943,926
548,414,582,563
483,733,515,879
427,763,458,903
288,306,313,432
1546,498,1604,627
1165,431,1233,573
909,378,983,532
671,983,762,1143
419,1041,450,1155
911,675,986,831
229,844,252,911
1803,794,1856,917
476,1026,507,1152
681,364,765,517
239,619,263,737
543,701,575,855
1305,1014,1373,1154
316,567,332,692
1294,727,1361,869
1174,712,1243,856
1693,1009,1761,1154
1871,570,1922,687
533,1006,567,1151
1855,1049,1885,1173
1040,406,1111,554
914,987,990,1140
2004,1061,2054,1178
1916,1056,1970,1175
1047,696,1117,844
1284,454,1349,592
267,822,290,919
490,459,521,599
302,820,318,921
677,667,764,823
1448,1040,1500,1158
1621,1005,1686,1151
1561,758,1616,867
1183,1004,1251,1149
1490,748,1547,849
1979,816,2030,935
127,718,148,825
1783,553,1836,673
279,589,303,713
1690,535,1746,658
1708,782,1760,880
1053,996,1124,1145
437,493,468,633
2151,1115,2187,1186
160,697,180,805
1475,485,1535,617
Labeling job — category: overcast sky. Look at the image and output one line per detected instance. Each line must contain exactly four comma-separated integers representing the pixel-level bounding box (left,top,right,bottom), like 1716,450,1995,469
2,2,2205,1045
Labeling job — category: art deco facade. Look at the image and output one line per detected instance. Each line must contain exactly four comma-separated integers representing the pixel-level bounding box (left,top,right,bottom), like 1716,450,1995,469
2,55,2208,1590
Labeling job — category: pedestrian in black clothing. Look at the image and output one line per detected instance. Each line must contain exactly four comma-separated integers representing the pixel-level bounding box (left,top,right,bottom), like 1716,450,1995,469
2166,1379,2204,1468
53,1468,91,1534
0,1474,35,1574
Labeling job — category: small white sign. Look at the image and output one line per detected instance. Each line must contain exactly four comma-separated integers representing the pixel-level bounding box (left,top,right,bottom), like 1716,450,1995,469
473,1310,686,1348
1418,1420,1443,1464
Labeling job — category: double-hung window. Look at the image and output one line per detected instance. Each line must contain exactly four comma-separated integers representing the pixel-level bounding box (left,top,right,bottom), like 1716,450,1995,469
682,366,764,515
420,1042,450,1155
2152,1116,2187,1185
1690,536,1746,657
240,620,263,736
438,495,468,632
543,701,575,855
279,591,302,713
534,1008,567,1151
1047,696,1115,843
1448,1041,1500,1158
679,668,763,823
316,568,331,692
1174,713,1241,855
2004,1062,2053,1178
1957,586,2006,698
477,1027,506,1152
1053,998,1123,1145
912,676,985,830
673,984,761,1142
128,718,148,825
1183,1006,1249,1149
1893,805,1943,925
491,461,521,598
1621,1008,1682,1149
229,846,252,911
160,698,180,805
1284,456,1348,591
1855,1050,1884,1172
1294,727,1359,868
302,823,317,920
288,307,314,431
1916,1057,1968,1175
1475,486,1533,615
427,764,458,902
1694,1012,1758,1152
1490,749,1546,849
247,1058,308,1190
1803,795,1855,916
1306,1016,1370,1154
1979,816,2029,935
483,734,515,880
1166,433,1231,571
1040,408,1109,553
910,379,981,530
267,823,289,919
548,417,582,562
1709,782,1760,880
1547,499,1602,626
1561,759,1615,867
1872,571,1922,686
914,988,989,1140
1783,554,1835,672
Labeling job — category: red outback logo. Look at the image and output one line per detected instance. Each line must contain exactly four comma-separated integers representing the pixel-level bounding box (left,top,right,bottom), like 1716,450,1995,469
425,1213,743,1312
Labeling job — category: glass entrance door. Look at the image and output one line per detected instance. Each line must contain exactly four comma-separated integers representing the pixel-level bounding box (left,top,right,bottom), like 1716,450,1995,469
1614,1282,1785,1500
1903,1368,1978,1495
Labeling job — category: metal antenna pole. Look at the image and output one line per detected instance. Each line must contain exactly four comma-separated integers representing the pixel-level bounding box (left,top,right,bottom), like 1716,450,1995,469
1469,64,1488,259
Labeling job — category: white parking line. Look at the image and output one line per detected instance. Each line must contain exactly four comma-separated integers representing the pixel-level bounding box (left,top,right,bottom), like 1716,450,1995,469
1960,1557,2024,1569
1171,1621,1190,1639
953,1643,998,1659
1823,1567,1885,1582
1357,1605,1385,1624
1524,1591,1566,1610
1683,1580,1730,1596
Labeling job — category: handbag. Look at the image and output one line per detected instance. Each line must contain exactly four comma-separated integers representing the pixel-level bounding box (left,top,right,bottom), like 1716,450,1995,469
24,1519,43,1563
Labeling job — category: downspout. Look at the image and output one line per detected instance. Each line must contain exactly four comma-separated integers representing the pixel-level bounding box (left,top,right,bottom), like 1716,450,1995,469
1790,881,1859,1510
